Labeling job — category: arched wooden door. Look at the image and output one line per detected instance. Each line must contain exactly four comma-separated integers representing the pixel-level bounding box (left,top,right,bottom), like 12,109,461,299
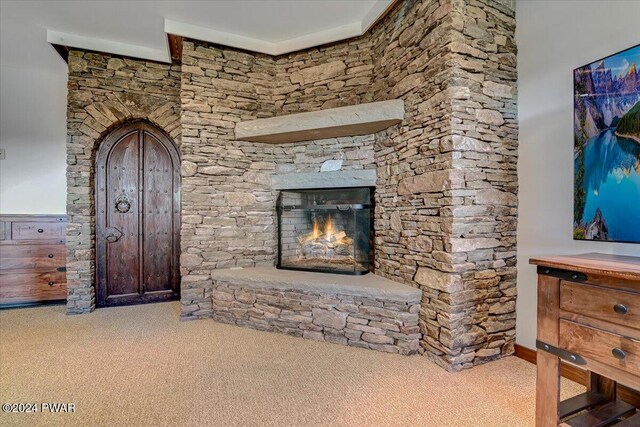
96,121,180,307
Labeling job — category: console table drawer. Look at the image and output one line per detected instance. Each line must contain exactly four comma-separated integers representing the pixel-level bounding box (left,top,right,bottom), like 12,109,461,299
0,244,66,271
11,221,65,240
561,281,640,330
559,320,640,376
0,271,67,304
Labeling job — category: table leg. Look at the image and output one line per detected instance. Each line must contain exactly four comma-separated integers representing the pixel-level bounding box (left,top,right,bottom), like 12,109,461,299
536,274,562,427
537,351,561,426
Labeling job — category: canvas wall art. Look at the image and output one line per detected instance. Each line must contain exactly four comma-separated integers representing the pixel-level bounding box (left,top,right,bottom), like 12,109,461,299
574,44,640,243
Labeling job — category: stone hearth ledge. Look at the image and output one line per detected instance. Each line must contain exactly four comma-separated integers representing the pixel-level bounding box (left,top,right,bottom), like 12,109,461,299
235,100,404,144
210,267,421,302
210,267,422,355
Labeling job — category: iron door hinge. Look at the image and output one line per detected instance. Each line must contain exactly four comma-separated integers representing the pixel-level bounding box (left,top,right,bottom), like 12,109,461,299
536,340,587,365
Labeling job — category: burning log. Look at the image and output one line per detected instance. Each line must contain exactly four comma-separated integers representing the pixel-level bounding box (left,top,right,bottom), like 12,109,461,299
301,239,353,259
327,231,346,242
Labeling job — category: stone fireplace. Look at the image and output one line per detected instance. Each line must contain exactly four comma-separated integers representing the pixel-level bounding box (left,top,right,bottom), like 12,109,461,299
277,187,372,275
65,0,518,371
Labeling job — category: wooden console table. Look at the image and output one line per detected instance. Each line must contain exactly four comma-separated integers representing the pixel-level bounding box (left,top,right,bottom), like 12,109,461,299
530,254,640,427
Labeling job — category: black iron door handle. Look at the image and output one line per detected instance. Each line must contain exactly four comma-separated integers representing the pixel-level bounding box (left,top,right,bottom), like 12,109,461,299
115,194,132,213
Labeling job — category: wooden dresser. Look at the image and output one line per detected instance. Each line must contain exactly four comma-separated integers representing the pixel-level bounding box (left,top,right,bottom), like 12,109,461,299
530,253,640,427
0,215,67,307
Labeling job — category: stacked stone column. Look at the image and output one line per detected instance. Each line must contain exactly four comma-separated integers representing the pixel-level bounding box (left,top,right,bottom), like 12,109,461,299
370,0,517,370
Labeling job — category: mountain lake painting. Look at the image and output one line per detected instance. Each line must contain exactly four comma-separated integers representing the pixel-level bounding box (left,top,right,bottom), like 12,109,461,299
574,44,640,243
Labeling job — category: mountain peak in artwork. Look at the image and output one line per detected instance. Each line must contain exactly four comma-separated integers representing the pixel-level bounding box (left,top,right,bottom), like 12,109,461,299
621,62,638,93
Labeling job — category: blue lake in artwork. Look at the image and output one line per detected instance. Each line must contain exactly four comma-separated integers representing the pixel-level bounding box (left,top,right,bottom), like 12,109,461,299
578,129,640,242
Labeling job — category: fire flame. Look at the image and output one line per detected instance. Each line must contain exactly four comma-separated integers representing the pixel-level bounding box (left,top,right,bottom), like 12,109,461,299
324,216,335,241
311,217,321,239
310,216,336,241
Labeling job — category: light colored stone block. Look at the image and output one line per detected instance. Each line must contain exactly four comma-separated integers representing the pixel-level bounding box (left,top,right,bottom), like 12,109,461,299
312,309,348,330
414,267,464,293
320,159,343,172
450,238,501,253
398,170,465,195
290,61,346,85
475,189,518,206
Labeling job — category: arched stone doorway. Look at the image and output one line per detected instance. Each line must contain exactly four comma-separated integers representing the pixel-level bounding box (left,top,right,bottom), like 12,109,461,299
95,120,180,307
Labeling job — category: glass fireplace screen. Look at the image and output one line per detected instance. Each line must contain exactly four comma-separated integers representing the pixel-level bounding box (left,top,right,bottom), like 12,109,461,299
277,188,371,275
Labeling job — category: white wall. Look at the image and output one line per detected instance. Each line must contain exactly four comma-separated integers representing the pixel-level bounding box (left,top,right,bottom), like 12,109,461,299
0,65,67,214
516,0,640,349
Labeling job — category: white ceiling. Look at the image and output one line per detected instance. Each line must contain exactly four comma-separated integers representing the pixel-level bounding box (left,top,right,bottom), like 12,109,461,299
1,0,393,73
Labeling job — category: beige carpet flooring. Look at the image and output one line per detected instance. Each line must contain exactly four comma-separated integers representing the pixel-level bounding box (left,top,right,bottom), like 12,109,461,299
0,301,583,427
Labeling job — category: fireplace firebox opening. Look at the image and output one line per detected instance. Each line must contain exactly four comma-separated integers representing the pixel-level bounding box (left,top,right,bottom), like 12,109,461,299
276,187,372,275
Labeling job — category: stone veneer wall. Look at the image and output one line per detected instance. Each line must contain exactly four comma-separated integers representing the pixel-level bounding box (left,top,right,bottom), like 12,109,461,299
179,42,378,319
271,34,376,112
65,51,181,313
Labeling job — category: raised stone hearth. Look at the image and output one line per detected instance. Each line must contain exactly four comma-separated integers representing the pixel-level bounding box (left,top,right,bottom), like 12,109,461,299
209,267,422,355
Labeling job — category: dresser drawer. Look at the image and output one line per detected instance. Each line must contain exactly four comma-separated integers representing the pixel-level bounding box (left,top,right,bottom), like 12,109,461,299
559,320,639,376
0,244,66,271
11,221,65,240
0,271,67,304
561,281,640,330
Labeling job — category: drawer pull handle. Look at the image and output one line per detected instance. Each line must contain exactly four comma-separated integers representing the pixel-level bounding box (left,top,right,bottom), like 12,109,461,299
48,281,55,286
48,254,54,258
613,303,628,315
612,348,626,360
37,228,44,233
